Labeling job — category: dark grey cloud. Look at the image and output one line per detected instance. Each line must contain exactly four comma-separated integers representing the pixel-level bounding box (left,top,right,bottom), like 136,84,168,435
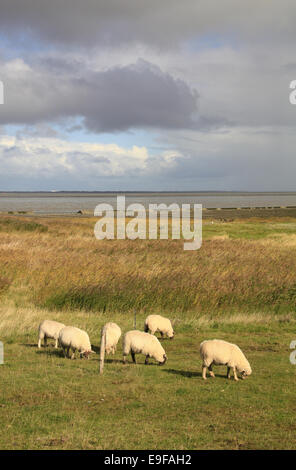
0,59,199,132
1,47,293,133
82,60,199,132
0,1,295,48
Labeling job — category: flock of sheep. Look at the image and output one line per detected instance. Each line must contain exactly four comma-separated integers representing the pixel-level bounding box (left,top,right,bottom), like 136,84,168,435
38,314,252,381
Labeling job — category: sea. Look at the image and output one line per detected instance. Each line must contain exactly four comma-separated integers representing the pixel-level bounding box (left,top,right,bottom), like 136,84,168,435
0,192,296,215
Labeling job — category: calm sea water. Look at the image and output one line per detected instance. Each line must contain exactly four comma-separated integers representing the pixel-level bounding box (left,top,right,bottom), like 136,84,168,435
0,192,296,214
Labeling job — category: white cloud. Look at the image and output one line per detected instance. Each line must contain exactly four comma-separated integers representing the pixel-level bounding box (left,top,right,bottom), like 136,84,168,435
0,134,184,181
1,125,295,191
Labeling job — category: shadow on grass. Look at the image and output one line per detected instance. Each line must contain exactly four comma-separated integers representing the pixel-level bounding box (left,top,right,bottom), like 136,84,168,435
35,348,64,358
21,343,66,358
164,369,233,382
120,360,162,366
163,368,201,378
22,343,60,350
91,344,100,354
163,368,230,379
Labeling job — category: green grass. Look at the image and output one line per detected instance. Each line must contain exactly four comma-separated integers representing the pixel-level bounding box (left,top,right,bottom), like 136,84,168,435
42,281,296,316
0,315,295,450
0,217,47,233
203,221,296,240
42,280,200,313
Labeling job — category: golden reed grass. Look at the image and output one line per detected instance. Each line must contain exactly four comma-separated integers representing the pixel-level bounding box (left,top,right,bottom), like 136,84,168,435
0,215,295,318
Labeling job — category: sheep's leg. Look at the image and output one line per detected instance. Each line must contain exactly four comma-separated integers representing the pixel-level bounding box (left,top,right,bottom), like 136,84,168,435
227,367,231,379
202,366,207,380
44,336,47,347
208,363,215,378
66,346,71,358
123,355,127,364
145,355,149,365
233,367,238,381
131,351,136,364
54,338,58,349
70,348,76,360
62,347,67,358
38,338,41,349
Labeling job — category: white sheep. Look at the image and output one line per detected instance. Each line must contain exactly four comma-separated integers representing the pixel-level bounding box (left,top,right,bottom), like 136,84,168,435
200,339,252,381
38,320,66,349
99,322,122,374
58,326,95,359
144,314,174,339
123,330,167,365
101,322,122,355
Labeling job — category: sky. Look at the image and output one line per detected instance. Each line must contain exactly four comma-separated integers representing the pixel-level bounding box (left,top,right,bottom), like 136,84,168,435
0,0,295,191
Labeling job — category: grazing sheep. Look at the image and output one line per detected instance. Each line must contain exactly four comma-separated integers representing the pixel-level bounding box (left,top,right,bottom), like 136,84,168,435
38,320,66,349
101,322,122,355
144,314,174,339
123,330,167,365
200,339,252,381
99,322,122,374
58,326,94,359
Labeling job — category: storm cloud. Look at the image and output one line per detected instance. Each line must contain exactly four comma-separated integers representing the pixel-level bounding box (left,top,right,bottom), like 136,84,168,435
0,1,295,48
0,59,199,132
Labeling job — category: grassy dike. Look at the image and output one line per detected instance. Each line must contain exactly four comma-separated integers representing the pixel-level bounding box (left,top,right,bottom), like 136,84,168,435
0,213,296,449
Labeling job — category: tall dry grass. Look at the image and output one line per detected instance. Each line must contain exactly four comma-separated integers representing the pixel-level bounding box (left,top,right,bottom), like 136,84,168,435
0,215,296,317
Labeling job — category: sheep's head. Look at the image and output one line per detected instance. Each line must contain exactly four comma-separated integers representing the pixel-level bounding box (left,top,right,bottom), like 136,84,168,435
81,350,95,359
240,366,252,379
159,354,167,365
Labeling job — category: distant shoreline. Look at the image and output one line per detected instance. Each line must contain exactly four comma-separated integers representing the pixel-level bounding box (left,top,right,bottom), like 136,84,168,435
2,207,296,220
1,191,296,198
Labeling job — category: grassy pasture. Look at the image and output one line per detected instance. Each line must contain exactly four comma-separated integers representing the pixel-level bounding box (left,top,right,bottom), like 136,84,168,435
0,213,296,449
